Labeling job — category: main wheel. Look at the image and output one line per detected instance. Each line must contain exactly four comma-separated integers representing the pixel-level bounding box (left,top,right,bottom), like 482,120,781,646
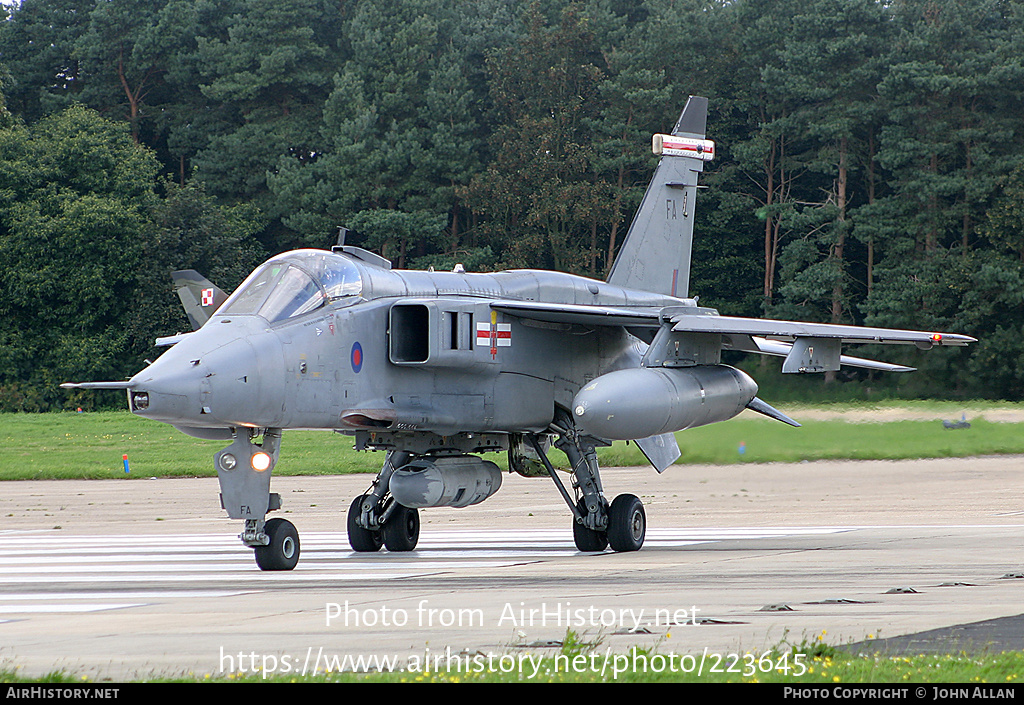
347,495,383,552
382,503,420,552
607,494,645,552
254,517,300,571
572,499,608,552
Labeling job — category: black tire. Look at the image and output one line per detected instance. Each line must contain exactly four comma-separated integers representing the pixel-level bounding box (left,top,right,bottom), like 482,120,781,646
572,499,608,552
382,503,420,552
254,518,300,571
607,494,645,552
347,495,383,552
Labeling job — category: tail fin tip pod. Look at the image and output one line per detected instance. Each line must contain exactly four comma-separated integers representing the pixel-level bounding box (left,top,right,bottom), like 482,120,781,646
607,96,712,298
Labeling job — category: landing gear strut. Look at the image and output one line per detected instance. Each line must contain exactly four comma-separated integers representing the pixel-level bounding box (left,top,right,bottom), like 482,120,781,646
347,450,421,552
532,411,646,553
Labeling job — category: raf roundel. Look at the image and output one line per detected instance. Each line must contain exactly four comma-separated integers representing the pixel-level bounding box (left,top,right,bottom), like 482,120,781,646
351,341,363,373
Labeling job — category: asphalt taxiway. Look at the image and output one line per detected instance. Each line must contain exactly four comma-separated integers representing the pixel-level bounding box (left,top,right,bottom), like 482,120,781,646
1,455,1023,680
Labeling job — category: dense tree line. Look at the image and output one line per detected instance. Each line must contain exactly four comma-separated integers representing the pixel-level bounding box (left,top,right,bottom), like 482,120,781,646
1,0,1024,410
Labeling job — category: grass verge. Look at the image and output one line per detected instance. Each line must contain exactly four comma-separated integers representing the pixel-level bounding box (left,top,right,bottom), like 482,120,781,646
3,408,1024,480
3,635,1023,683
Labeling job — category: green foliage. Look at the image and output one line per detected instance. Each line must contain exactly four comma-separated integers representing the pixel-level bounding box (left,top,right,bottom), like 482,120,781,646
0,0,92,121
983,164,1024,260
0,107,267,411
188,0,334,219
410,246,497,274
346,208,447,267
461,3,609,273
0,106,158,410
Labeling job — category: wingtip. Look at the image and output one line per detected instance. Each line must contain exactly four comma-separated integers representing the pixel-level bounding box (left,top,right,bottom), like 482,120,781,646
929,332,977,346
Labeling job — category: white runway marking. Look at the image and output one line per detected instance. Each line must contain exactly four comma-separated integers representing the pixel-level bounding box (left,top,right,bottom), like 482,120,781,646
0,527,850,613
0,603,148,613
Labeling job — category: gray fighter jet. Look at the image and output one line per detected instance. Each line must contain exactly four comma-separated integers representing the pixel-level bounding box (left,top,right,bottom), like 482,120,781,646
63,97,974,570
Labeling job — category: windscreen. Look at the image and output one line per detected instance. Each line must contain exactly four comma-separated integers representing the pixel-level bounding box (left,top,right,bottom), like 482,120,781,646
218,250,362,323
257,266,325,322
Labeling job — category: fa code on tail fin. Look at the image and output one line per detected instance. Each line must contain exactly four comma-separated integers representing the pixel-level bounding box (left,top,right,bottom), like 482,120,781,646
606,96,712,299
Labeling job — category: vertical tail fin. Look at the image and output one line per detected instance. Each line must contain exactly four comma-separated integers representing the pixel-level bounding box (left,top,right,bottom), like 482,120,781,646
171,270,228,330
606,96,712,298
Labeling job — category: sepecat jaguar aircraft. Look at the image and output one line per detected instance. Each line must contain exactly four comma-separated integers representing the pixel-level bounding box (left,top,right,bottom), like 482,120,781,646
63,97,974,570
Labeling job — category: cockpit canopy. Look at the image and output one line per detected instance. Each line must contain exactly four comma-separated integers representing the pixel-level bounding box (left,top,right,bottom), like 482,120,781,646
218,250,362,323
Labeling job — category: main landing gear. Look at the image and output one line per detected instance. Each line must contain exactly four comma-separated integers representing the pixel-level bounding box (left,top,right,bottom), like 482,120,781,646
344,416,646,554
532,411,646,553
347,450,421,552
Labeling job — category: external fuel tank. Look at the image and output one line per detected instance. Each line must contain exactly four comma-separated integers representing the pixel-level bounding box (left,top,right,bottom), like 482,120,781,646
571,365,757,440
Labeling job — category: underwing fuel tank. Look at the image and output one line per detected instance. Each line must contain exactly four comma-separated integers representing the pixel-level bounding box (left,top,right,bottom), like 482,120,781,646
389,456,503,509
571,365,757,441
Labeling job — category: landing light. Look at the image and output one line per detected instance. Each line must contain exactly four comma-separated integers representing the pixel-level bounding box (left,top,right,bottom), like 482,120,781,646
251,452,272,472
131,392,149,411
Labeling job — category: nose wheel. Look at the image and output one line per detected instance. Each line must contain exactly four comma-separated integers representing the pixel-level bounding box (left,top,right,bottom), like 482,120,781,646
254,518,300,571
215,429,300,570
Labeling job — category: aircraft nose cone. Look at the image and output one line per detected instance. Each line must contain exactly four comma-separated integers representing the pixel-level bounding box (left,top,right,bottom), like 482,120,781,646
128,361,204,423
128,336,259,426
130,320,284,428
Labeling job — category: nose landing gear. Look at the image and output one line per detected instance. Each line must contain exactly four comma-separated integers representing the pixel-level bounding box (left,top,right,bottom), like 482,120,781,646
216,428,302,571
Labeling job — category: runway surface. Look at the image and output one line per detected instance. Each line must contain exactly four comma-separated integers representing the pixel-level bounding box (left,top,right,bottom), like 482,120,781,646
1,456,1024,680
